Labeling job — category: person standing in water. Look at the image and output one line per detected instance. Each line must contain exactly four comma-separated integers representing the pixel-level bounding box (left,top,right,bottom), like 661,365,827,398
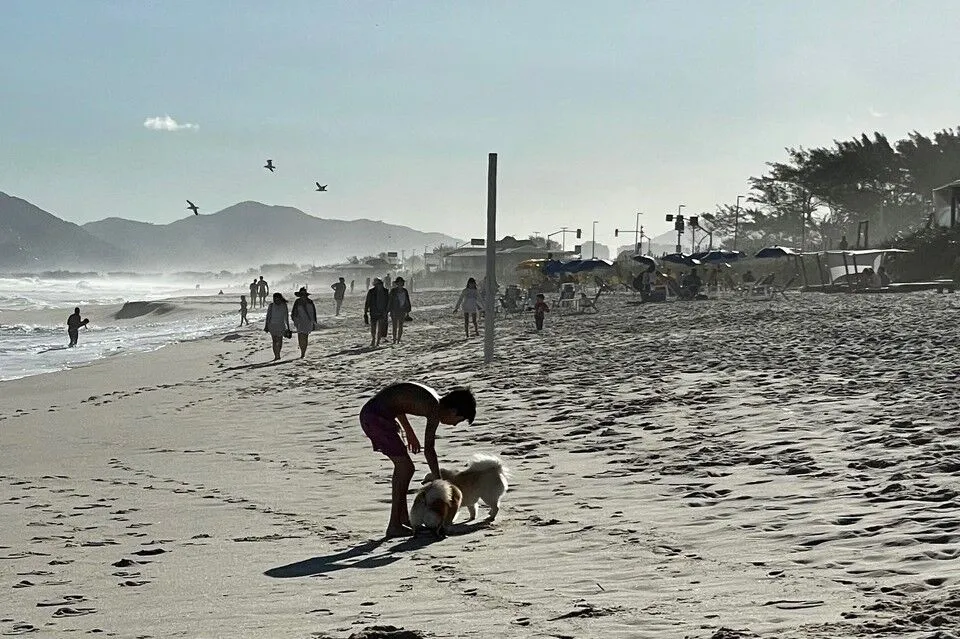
239,295,249,326
67,307,89,347
257,276,270,308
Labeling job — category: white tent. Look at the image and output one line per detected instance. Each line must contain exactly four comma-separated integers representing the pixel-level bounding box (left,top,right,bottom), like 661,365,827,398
819,249,910,284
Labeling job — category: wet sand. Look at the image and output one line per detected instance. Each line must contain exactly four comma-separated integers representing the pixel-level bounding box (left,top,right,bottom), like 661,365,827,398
1,290,959,638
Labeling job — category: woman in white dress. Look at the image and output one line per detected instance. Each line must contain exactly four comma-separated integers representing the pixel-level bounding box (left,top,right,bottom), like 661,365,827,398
453,277,481,338
290,287,318,359
264,292,291,361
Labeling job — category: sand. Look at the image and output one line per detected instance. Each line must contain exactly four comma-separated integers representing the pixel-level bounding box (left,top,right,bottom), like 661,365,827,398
2,290,959,638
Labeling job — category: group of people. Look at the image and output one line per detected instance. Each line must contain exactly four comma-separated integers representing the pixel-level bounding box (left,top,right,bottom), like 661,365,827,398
262,286,319,360
248,276,270,308
363,276,412,348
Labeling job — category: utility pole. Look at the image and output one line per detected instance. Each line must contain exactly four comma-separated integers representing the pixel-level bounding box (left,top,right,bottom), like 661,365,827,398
484,153,497,365
591,221,598,259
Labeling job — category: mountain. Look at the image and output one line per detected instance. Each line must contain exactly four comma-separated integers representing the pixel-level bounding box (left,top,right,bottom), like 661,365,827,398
83,201,460,270
0,192,130,271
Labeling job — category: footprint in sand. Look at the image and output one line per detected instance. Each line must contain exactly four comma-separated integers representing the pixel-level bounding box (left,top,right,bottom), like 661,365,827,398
51,607,96,618
36,595,87,607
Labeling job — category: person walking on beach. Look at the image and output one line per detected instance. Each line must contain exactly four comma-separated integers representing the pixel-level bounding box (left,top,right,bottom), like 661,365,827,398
533,293,549,331
359,382,476,538
332,277,347,316
249,279,258,307
350,279,355,294
364,278,390,348
453,277,481,338
291,287,318,359
388,276,412,344
66,307,89,347
257,276,270,308
239,295,249,326
264,292,291,361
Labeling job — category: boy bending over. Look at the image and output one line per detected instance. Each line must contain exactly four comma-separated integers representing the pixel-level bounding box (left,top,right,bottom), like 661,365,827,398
359,382,476,538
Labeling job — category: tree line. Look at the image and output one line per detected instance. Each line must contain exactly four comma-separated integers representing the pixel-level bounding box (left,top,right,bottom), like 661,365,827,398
706,126,960,256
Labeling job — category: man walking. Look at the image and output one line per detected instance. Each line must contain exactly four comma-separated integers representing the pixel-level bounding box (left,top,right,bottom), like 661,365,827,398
332,277,347,316
67,307,89,347
363,278,390,348
257,276,269,308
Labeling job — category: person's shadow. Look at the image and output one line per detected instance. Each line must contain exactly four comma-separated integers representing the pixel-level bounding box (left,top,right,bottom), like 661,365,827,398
264,522,494,579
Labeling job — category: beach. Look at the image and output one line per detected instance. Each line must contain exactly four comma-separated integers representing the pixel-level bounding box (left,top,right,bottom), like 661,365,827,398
2,290,959,638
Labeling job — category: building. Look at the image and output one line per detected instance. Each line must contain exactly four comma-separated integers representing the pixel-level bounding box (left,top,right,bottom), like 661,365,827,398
933,179,960,227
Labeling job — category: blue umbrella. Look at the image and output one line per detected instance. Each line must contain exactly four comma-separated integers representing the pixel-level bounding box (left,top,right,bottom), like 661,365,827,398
632,255,657,269
542,259,568,276
662,253,702,267
700,250,747,263
571,258,614,273
755,246,799,259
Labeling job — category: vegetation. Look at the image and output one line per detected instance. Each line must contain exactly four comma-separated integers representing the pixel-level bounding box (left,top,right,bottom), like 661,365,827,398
706,127,960,270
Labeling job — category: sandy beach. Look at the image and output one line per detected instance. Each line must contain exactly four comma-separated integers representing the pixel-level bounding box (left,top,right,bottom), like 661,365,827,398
2,290,959,638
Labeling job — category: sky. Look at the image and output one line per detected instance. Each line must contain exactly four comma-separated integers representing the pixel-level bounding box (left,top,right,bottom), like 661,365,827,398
3,0,960,254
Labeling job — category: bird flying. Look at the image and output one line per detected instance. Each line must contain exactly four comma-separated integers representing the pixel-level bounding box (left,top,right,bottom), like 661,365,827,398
186,200,199,215
264,159,276,172
315,182,327,192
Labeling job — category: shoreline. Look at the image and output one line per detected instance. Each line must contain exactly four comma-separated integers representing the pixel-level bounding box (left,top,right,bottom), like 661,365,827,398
2,291,959,637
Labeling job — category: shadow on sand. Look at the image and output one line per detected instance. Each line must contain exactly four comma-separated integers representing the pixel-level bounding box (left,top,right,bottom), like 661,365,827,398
264,522,493,579
327,345,378,357
222,359,290,372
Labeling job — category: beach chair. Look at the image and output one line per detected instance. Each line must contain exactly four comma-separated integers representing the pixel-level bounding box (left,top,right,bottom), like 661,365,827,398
770,273,798,299
746,273,775,296
554,283,577,312
579,290,602,313
498,294,524,318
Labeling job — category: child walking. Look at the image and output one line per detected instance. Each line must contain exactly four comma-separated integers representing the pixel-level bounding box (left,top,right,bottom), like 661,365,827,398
239,295,249,326
533,293,549,331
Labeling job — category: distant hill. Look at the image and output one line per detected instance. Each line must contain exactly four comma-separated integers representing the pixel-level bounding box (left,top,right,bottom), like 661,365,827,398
0,192,130,271
83,201,460,270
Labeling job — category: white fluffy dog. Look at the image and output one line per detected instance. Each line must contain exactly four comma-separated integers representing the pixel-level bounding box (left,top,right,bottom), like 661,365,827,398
410,479,462,537
423,453,510,522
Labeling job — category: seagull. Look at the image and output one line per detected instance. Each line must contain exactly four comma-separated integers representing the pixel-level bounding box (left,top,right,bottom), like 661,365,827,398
315,182,327,192
264,159,276,172
186,200,199,215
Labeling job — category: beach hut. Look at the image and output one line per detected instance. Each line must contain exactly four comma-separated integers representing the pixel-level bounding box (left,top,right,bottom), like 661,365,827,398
932,179,960,228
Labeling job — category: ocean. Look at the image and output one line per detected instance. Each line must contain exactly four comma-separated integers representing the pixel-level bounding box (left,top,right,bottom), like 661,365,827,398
0,276,244,382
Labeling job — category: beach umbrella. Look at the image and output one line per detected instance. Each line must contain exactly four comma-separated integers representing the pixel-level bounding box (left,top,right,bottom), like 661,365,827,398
755,246,799,259
631,255,657,269
699,250,746,263
516,258,547,271
571,258,614,273
542,259,570,276
661,253,702,267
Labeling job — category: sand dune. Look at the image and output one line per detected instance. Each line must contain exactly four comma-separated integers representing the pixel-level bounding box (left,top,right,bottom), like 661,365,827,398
1,290,959,637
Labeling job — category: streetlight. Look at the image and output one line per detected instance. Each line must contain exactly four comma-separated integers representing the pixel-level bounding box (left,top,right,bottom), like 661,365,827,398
591,221,598,259
547,227,580,252
614,211,643,254
733,195,745,251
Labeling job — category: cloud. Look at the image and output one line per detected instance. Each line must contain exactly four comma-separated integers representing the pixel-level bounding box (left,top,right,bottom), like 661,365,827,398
143,115,199,131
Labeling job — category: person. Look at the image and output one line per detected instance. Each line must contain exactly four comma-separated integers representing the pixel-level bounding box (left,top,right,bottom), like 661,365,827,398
453,277,481,338
680,269,702,299
359,382,476,538
257,276,269,308
249,279,258,307
350,279,355,294
291,287,318,358
239,295,249,326
533,293,549,331
364,278,390,348
66,307,89,347
331,277,347,316
742,269,756,284
839,235,849,250
388,277,412,344
877,266,891,287
263,292,290,360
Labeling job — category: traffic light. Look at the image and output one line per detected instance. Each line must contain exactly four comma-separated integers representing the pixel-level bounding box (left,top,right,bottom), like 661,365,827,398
690,216,699,228
576,228,582,239
614,229,619,237
674,215,684,232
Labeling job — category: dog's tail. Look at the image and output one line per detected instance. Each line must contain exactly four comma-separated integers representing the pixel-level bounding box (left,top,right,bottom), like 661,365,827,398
468,453,511,479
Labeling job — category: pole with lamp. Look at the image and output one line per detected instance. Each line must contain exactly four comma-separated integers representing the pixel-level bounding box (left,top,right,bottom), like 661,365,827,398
547,227,581,252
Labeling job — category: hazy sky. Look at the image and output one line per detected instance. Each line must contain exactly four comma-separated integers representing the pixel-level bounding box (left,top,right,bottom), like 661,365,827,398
3,1,959,252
